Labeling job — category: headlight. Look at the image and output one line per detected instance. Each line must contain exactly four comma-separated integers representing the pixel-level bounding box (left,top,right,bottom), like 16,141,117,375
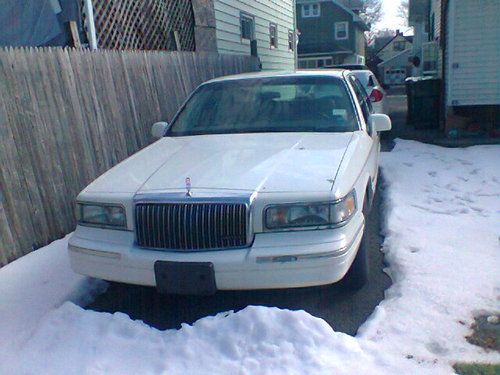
76,203,127,229
265,190,356,230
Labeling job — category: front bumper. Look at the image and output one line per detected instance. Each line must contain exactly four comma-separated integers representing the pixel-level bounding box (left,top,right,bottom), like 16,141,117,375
68,212,365,291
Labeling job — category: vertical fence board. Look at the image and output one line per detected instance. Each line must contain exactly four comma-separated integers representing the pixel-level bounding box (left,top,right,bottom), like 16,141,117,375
31,48,75,235
0,75,24,262
0,49,49,251
0,48,259,266
57,48,99,186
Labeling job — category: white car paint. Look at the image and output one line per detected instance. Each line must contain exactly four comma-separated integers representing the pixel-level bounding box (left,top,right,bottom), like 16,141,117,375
84,133,352,194
68,70,391,292
350,70,387,114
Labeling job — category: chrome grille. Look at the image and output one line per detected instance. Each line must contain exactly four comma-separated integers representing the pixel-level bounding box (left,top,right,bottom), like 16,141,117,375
135,203,248,250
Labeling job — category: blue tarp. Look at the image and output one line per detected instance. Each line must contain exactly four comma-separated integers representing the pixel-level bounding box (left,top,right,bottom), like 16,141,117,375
0,0,82,47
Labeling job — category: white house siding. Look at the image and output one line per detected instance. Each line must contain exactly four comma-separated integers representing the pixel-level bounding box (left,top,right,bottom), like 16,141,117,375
446,0,500,106
430,0,441,41
429,0,442,77
409,21,427,76
214,0,295,70
354,29,365,59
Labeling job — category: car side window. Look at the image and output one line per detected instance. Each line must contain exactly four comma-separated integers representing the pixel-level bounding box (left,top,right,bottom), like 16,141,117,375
362,82,374,114
368,75,375,87
349,75,371,125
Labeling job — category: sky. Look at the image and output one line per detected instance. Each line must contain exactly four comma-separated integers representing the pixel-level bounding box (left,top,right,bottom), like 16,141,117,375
376,0,411,33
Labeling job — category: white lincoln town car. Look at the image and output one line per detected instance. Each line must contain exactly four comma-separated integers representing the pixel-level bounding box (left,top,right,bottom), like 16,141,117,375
68,70,391,294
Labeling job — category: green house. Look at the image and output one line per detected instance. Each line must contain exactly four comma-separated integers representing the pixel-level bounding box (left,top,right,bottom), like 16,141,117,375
296,0,369,68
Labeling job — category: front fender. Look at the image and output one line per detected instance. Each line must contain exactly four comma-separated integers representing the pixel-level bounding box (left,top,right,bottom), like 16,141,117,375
331,131,375,209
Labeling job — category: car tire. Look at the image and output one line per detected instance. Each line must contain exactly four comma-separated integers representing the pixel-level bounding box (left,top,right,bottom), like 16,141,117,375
342,196,370,290
364,185,373,214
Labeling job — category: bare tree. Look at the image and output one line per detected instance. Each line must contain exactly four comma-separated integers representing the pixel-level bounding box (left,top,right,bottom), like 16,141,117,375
375,28,396,38
358,0,384,47
397,0,409,26
366,27,394,48
359,0,384,28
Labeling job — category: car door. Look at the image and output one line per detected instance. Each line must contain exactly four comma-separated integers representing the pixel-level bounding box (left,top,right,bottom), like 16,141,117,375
348,74,380,191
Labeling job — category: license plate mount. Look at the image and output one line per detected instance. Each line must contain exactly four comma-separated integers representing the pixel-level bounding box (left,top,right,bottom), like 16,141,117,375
154,261,216,295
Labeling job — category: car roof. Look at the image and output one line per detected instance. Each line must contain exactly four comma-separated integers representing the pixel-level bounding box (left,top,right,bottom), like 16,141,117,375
206,69,347,84
332,64,368,70
350,70,373,76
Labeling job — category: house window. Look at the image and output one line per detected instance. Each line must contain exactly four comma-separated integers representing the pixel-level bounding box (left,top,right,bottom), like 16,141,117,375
306,60,316,68
298,58,335,69
393,41,406,51
429,13,435,40
288,30,294,51
240,12,255,40
335,22,348,40
356,55,365,64
269,23,278,48
301,3,320,18
422,41,438,76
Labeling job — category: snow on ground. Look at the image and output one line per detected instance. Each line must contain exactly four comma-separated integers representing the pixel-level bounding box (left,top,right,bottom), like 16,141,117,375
0,235,106,368
0,139,498,374
360,139,500,370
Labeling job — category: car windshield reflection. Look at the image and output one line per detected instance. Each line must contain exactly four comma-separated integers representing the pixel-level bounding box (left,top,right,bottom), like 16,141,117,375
167,76,358,136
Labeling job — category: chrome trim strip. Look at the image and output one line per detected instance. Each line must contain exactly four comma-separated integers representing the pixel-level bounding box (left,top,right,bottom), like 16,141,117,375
133,192,253,204
69,245,121,260
156,204,161,248
207,204,213,247
183,203,188,248
255,223,364,264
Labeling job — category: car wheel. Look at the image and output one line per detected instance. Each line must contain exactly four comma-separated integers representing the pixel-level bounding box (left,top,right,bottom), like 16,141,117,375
364,185,373,214
342,196,370,290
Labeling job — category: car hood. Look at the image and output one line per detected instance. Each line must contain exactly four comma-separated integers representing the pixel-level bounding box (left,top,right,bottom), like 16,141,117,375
83,133,353,195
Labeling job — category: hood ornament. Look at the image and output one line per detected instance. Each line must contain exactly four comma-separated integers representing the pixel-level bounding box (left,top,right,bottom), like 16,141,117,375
185,177,192,197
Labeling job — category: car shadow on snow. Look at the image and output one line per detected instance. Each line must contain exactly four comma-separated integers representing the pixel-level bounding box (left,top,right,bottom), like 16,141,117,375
85,181,391,336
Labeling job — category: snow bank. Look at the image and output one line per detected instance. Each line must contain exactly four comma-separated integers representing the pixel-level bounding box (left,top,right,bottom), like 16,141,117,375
0,139,498,374
0,236,106,366
11,303,388,375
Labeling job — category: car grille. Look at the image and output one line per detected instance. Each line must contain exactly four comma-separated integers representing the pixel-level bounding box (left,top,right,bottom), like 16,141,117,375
135,202,248,251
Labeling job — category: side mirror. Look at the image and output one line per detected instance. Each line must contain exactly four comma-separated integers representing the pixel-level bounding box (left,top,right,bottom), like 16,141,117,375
368,114,391,132
151,122,169,139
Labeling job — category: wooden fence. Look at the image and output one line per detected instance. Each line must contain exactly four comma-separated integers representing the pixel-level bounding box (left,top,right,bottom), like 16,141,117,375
0,47,259,266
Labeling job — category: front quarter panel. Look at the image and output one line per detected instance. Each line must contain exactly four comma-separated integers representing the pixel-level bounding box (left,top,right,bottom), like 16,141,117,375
331,131,374,207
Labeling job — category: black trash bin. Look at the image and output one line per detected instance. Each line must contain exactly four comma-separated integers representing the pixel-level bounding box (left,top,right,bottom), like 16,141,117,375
405,78,416,126
405,77,441,129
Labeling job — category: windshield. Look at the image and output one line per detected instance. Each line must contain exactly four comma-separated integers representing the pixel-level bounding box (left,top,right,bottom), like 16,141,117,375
167,76,358,136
